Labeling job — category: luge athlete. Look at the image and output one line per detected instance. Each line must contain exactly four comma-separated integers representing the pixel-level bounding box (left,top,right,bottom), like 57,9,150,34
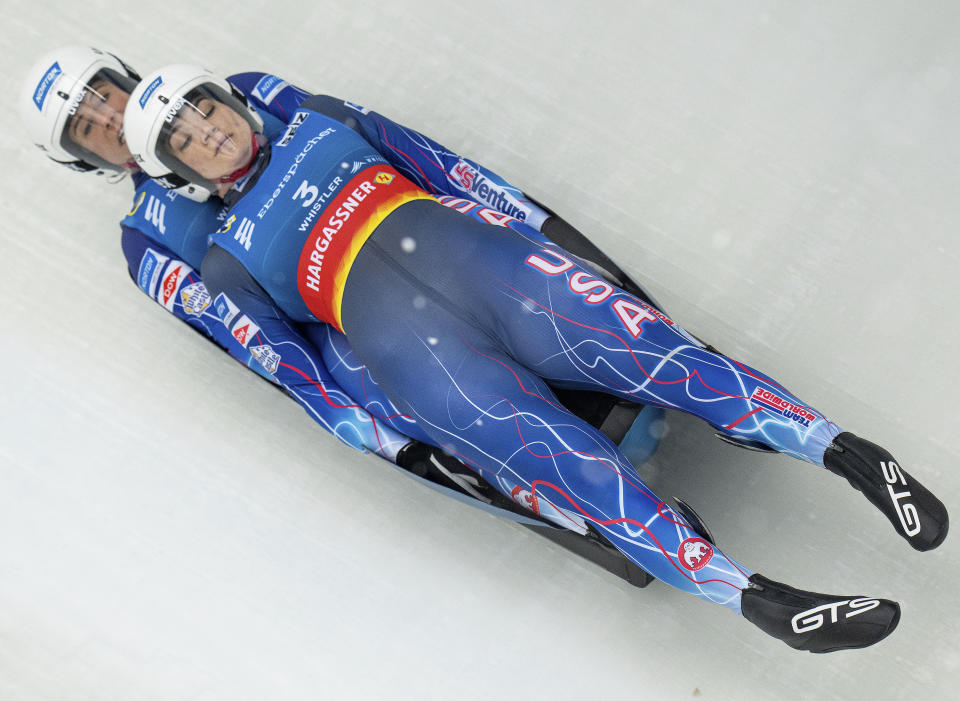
20,48,670,583
123,63,948,652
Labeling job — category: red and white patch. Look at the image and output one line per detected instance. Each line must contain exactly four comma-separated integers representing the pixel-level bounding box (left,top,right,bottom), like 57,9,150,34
231,315,261,348
678,537,714,571
510,486,541,515
450,159,478,189
158,263,194,311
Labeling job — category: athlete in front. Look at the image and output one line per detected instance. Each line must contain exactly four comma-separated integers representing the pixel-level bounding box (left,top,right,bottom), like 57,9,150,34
122,64,947,652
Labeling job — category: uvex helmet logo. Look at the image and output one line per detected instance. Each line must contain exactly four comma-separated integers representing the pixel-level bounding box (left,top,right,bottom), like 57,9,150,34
164,97,186,124
678,537,714,571
66,88,89,117
791,598,881,634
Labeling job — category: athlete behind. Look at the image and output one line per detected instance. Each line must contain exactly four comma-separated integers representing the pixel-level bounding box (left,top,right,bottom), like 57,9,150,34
19,47,436,467
124,64,948,652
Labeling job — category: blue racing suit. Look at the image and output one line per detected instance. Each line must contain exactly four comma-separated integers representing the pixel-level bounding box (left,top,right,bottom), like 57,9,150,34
192,73,599,452
192,87,854,614
119,71,588,467
117,72,416,461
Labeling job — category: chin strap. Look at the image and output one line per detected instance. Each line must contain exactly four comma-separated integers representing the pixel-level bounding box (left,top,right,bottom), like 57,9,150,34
217,132,265,184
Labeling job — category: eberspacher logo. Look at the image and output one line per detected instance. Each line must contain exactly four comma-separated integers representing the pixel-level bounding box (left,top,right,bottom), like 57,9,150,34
33,61,62,111
138,75,163,108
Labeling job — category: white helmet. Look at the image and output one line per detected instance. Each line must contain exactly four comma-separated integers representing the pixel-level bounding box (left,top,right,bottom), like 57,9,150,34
20,46,140,174
125,64,264,201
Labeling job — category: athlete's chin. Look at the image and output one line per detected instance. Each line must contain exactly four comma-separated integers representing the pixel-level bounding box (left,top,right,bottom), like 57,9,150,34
225,148,252,174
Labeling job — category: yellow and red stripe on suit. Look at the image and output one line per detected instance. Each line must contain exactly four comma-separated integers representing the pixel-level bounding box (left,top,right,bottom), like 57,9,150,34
297,165,435,331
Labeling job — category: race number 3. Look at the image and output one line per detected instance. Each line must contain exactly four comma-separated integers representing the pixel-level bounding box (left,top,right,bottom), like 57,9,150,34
293,179,319,208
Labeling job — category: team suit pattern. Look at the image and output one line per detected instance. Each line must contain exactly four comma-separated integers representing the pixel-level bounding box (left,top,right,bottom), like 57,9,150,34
195,89,846,613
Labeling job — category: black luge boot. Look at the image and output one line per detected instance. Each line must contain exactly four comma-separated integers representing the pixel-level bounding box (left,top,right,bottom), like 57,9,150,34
823,432,948,551
741,574,900,653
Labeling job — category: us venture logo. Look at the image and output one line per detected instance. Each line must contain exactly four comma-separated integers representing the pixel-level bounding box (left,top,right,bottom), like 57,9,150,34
449,159,527,221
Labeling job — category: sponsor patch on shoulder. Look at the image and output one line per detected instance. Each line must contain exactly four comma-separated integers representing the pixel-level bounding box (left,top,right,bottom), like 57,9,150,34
138,248,169,296
278,111,309,147
252,74,288,105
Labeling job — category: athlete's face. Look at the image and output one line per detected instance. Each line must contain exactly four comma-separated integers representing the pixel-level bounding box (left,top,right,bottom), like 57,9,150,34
66,77,132,167
166,96,253,181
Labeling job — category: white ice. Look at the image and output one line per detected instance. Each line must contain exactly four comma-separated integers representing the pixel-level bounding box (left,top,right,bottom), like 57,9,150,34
1,1,958,699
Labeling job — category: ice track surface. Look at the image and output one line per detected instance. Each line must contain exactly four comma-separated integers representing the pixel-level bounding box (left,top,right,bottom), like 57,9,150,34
1,1,958,699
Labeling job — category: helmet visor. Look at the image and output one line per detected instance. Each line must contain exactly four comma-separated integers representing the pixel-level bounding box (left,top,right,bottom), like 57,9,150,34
60,67,137,172
156,83,259,193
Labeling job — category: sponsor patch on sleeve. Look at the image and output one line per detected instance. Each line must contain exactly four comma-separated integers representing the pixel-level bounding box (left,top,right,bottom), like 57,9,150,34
750,388,817,427
252,74,288,105
157,263,194,311
230,315,261,348
180,281,212,316
213,293,240,327
249,344,281,374
137,248,170,297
